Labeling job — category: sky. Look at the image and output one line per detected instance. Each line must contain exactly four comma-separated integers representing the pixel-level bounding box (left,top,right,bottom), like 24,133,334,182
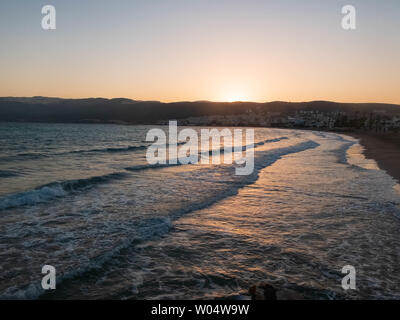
0,0,399,103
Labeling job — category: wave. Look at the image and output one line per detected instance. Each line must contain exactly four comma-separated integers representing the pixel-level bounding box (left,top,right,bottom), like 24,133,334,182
4,137,287,164
61,142,189,155
4,139,319,299
0,170,20,178
69,144,148,154
125,137,289,171
125,163,180,171
332,139,356,165
15,153,49,160
264,137,288,144
68,141,203,155
0,143,189,163
204,136,288,155
0,137,289,210
0,172,128,211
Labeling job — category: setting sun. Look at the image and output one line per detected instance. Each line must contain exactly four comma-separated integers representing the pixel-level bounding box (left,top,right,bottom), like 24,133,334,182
223,94,250,103
218,85,252,102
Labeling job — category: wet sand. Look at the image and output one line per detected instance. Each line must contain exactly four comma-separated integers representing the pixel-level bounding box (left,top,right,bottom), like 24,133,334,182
349,132,400,183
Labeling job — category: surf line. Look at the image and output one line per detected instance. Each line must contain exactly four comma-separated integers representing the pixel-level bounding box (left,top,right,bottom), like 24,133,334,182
145,121,255,175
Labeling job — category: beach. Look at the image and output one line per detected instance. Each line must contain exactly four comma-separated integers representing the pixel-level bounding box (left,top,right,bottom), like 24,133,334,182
350,133,400,183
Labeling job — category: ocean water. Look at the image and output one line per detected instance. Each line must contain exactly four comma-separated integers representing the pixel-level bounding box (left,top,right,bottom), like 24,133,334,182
1,122,400,299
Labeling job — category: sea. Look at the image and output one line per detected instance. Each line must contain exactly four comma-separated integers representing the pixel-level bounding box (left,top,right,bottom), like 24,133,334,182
1,122,400,299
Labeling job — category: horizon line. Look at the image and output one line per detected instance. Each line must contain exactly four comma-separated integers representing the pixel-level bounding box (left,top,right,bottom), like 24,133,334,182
1,96,400,106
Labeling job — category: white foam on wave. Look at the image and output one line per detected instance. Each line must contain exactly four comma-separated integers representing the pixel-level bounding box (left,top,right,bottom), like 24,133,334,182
346,143,380,170
0,184,67,210
0,172,128,211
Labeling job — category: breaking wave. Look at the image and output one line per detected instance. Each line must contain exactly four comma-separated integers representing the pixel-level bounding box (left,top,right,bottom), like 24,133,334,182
0,172,128,211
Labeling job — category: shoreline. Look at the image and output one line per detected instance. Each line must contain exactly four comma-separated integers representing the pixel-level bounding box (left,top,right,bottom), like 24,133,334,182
347,132,400,184
2,120,399,184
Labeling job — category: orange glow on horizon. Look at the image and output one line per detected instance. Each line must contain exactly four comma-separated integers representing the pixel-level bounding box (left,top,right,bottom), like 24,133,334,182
219,92,252,103
1,1,400,105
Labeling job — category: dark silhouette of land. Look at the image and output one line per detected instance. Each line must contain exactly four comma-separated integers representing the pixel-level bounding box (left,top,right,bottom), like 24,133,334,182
1,96,399,125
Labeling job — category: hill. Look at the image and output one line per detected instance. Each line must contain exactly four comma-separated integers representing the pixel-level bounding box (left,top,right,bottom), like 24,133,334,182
0,97,399,124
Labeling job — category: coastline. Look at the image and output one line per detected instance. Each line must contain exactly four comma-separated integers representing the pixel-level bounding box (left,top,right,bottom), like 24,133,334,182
348,132,400,184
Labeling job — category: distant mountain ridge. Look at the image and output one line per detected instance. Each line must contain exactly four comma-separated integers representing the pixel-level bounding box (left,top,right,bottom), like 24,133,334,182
0,96,399,124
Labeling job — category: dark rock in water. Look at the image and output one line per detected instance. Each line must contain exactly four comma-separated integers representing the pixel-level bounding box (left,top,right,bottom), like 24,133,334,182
261,283,277,300
249,285,262,300
249,283,277,300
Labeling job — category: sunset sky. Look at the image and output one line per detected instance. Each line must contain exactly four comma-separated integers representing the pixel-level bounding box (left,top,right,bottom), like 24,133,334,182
0,0,399,103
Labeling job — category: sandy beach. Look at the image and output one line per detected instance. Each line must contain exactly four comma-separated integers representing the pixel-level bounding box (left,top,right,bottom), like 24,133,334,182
350,133,400,183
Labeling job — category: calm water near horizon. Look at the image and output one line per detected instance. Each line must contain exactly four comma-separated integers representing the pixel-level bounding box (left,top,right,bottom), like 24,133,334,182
1,122,400,299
